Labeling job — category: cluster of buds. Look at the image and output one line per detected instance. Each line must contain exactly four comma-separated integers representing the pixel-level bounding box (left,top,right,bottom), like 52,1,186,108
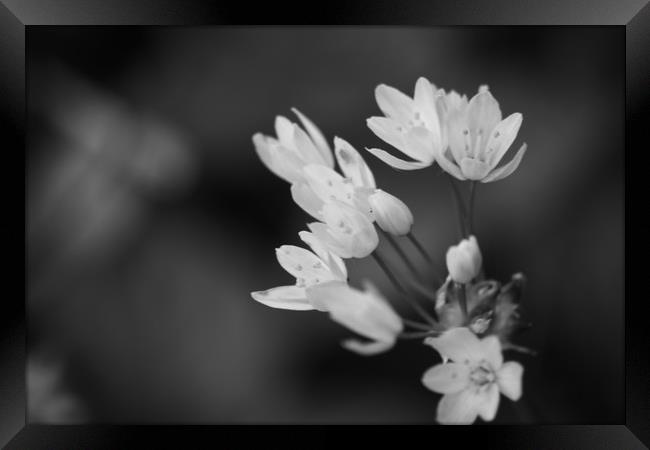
250,77,531,424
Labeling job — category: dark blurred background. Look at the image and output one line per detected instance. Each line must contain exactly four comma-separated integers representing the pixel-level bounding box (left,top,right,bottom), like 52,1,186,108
26,26,624,424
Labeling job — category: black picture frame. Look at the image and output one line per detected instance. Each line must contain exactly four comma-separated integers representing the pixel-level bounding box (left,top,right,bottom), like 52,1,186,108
4,0,648,448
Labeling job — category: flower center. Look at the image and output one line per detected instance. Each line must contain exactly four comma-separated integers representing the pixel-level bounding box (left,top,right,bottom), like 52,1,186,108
469,361,495,387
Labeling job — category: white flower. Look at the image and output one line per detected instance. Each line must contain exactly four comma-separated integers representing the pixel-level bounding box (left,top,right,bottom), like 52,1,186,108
290,135,378,221
368,189,414,236
436,85,528,183
252,108,334,184
446,235,482,284
307,200,379,259
422,327,524,424
250,231,347,310
306,280,403,355
366,77,443,170
291,163,374,222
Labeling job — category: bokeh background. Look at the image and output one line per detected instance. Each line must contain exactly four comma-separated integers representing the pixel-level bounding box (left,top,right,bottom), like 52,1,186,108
26,26,624,423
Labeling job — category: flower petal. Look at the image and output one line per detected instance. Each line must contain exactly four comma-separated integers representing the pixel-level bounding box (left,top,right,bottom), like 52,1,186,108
291,107,334,168
250,285,313,310
303,164,355,205
253,134,305,183
306,281,402,342
290,182,324,220
480,335,503,370
422,363,470,394
293,124,328,167
404,126,437,163
375,83,414,123
366,116,409,157
478,383,501,422
252,133,276,174
436,148,466,180
307,221,353,259
424,327,483,364
334,137,376,189
366,147,430,171
447,109,471,165
497,361,524,401
299,230,347,281
269,143,308,184
275,245,339,284
481,143,528,183
436,390,481,425
342,338,395,356
414,77,442,142
467,87,502,148
460,157,491,180
321,200,379,258
274,115,295,149
484,112,523,169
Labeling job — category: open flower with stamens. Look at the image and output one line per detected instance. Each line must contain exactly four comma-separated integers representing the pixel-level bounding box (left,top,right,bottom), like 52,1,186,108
366,77,444,170
250,231,347,311
306,280,403,355
422,327,523,424
252,108,334,184
436,86,528,183
308,199,379,258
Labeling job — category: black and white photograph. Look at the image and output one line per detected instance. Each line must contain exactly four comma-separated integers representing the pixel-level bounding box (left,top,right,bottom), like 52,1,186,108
2,0,649,447
25,25,624,425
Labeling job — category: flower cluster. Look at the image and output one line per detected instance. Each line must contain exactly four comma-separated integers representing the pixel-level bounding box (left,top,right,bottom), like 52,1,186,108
250,77,530,424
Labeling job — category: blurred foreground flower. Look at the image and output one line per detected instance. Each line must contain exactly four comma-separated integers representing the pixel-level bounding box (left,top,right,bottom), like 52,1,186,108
422,328,523,424
307,281,403,355
28,356,86,424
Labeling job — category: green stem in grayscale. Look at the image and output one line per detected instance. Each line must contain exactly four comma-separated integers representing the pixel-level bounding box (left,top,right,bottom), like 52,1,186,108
457,282,469,322
379,227,423,283
407,231,444,284
468,181,477,236
448,175,468,238
372,251,438,326
398,330,442,340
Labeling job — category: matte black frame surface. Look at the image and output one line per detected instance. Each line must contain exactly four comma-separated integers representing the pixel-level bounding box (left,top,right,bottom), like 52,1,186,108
3,0,648,448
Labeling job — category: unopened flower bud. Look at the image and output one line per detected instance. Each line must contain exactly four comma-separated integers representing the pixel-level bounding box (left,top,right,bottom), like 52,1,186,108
368,189,413,236
446,235,482,284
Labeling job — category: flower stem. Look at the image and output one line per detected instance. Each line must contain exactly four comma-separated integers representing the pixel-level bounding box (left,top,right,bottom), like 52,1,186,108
402,318,433,331
398,330,441,340
372,251,438,326
448,175,467,238
456,282,469,322
407,231,444,284
379,228,423,283
468,181,477,236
